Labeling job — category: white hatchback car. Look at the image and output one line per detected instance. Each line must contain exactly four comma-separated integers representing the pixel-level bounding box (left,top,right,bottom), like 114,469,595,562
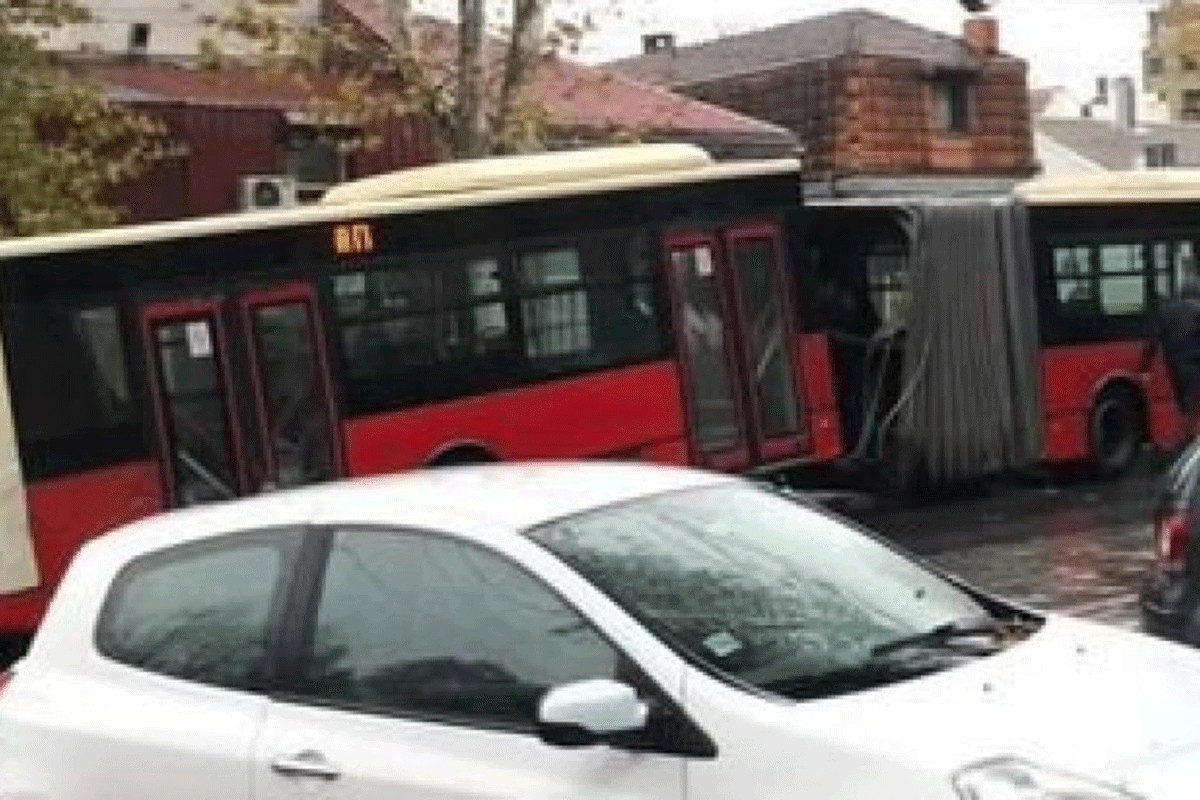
3,463,1200,800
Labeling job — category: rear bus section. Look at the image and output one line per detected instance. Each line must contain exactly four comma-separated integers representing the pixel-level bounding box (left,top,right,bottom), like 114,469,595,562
0,144,841,653
1021,181,1198,471
803,173,1200,491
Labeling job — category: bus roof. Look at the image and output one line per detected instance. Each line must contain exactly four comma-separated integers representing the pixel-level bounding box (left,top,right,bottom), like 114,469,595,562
319,143,716,205
0,144,800,261
1016,169,1200,205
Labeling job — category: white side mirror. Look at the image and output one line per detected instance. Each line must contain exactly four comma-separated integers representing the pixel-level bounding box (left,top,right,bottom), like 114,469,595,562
537,679,648,745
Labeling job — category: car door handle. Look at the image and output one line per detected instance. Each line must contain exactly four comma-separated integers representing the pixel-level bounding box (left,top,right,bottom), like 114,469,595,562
270,750,341,781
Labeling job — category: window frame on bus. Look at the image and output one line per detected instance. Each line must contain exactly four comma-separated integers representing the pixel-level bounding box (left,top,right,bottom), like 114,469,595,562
323,227,675,419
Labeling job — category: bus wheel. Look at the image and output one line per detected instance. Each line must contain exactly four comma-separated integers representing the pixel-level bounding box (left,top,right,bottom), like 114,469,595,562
1088,385,1144,479
428,445,498,468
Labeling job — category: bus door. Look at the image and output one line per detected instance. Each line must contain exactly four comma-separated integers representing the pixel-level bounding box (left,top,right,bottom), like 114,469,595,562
665,224,806,471
140,282,342,508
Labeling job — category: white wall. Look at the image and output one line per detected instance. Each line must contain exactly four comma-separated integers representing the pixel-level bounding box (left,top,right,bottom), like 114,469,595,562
38,0,323,59
1033,130,1107,177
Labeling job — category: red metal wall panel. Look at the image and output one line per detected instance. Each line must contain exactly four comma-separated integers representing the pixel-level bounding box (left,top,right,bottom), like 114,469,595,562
112,103,440,224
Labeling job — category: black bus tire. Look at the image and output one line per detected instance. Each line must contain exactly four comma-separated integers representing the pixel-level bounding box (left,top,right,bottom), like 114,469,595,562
428,445,498,468
1088,384,1145,479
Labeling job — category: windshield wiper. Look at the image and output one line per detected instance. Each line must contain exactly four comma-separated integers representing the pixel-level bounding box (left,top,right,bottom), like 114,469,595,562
762,657,947,701
870,616,1036,658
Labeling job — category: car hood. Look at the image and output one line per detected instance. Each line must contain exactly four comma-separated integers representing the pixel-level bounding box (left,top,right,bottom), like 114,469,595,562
785,616,1200,782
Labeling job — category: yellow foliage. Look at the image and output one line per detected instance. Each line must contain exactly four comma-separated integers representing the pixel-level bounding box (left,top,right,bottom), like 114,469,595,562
0,0,167,237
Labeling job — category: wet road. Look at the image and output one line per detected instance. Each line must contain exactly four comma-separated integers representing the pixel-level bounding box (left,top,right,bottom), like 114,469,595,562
841,465,1164,631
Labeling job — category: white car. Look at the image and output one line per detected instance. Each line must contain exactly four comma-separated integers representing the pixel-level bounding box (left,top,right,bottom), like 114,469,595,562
1,462,1198,800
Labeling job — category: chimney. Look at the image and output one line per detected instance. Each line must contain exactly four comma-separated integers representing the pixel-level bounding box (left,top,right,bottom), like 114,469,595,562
642,32,676,56
518,1,546,56
963,16,999,58
1113,75,1137,130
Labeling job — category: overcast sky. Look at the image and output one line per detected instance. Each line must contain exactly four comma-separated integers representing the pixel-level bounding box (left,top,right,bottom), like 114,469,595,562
576,0,1153,98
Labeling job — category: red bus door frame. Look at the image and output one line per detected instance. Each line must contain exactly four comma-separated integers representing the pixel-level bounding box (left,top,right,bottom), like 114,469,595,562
239,281,345,493
141,282,343,508
664,223,807,471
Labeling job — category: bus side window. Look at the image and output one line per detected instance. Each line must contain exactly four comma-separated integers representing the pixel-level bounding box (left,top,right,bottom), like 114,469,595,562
517,248,589,361
1053,245,1096,314
7,303,143,479
1154,242,1172,300
1176,241,1196,292
466,258,510,354
1097,243,1145,316
516,231,666,376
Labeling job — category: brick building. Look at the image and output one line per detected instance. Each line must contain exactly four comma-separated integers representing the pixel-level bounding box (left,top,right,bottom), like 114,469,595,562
610,10,1038,197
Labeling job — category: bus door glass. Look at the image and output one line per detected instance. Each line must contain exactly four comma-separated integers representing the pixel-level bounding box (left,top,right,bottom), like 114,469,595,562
665,224,805,471
143,301,242,506
725,224,805,462
141,283,341,508
666,234,751,471
240,284,340,493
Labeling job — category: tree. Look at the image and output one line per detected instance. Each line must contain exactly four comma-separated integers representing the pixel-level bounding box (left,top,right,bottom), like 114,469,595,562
205,0,603,159
0,0,166,237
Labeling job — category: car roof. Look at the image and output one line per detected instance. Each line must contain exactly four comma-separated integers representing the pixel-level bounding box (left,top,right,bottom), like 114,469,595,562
86,462,731,560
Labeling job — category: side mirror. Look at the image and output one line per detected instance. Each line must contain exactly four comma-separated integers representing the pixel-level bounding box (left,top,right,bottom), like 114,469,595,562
537,679,649,747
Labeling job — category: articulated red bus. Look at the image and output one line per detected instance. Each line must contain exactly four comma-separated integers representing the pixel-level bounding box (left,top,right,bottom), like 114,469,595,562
0,143,842,654
801,171,1197,489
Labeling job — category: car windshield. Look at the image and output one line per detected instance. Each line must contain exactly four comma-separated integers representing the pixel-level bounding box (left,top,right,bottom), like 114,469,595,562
1165,438,1200,502
529,483,1019,700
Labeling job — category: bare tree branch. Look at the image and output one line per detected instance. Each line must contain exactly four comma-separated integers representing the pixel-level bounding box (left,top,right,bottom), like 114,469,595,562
456,0,488,157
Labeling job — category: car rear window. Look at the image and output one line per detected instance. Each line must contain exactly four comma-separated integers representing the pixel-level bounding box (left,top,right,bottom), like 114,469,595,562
95,530,298,691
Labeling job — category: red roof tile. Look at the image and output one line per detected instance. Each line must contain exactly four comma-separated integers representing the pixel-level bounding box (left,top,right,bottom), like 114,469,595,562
329,0,791,139
86,1,793,143
88,63,319,110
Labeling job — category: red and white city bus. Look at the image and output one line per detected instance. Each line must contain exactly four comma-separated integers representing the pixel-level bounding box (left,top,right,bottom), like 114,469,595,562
0,143,842,656
800,170,1200,489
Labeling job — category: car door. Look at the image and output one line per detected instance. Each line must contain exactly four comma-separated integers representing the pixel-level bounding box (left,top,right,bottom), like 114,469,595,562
252,526,687,800
66,528,304,800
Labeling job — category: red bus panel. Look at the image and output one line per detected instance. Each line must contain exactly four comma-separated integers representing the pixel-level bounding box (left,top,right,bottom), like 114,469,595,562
342,360,688,476
1041,341,1180,462
0,461,162,632
797,332,844,462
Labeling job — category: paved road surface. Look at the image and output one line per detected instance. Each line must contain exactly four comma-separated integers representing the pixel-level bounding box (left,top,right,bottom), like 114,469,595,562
842,465,1163,631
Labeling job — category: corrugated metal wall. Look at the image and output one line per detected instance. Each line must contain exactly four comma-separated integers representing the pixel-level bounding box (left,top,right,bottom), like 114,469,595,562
112,103,440,224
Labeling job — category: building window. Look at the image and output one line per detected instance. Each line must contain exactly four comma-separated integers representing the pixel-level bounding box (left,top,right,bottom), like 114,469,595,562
933,77,971,133
1184,90,1200,121
1146,55,1164,77
284,125,354,203
1184,55,1199,72
1145,142,1178,169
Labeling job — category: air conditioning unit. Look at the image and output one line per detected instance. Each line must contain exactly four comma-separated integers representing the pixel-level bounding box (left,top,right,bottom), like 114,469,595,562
239,175,298,211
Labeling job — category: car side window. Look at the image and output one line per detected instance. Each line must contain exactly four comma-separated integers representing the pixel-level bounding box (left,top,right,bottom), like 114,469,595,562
96,530,298,691
297,528,621,729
